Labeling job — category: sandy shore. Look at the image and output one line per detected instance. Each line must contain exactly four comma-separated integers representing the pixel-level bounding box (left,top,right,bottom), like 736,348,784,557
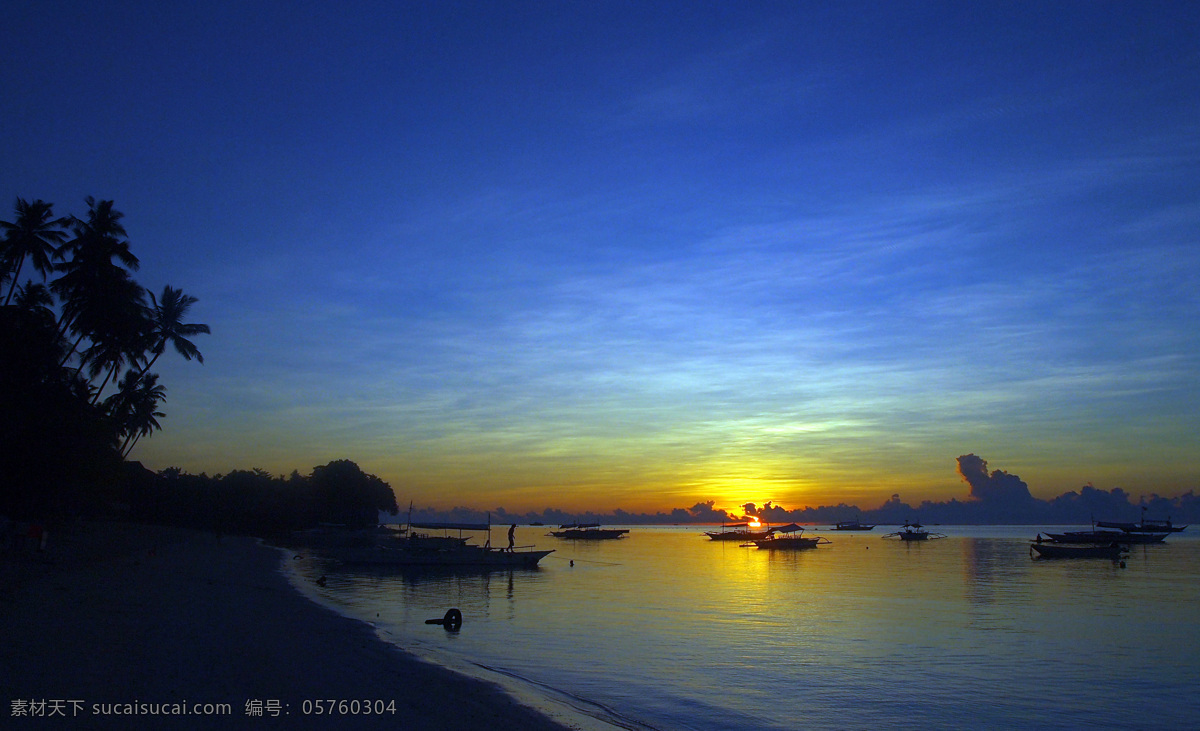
0,520,578,729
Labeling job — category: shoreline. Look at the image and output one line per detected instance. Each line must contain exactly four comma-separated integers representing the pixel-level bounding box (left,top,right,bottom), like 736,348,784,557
0,520,579,729
276,544,637,731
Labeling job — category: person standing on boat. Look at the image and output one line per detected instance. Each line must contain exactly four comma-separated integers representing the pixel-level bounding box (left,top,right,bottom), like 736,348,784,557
508,524,517,551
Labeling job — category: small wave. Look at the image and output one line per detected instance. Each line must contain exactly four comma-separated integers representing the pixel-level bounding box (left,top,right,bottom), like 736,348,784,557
470,661,660,731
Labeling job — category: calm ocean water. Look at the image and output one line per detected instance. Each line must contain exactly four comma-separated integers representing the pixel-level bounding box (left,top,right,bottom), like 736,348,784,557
287,526,1200,730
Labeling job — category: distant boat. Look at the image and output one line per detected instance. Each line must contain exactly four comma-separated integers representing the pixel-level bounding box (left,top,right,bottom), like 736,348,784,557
832,518,875,531
290,524,401,549
321,522,554,568
751,524,831,550
1095,508,1187,534
882,521,946,541
1031,540,1128,560
549,523,629,540
705,522,771,541
1041,529,1167,545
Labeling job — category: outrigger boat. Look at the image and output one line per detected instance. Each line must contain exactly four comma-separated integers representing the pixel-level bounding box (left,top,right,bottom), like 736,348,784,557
322,521,554,568
832,518,876,531
882,521,946,541
1095,507,1187,534
750,524,831,550
549,523,630,540
1031,537,1128,560
291,524,402,548
1041,523,1168,545
705,522,772,542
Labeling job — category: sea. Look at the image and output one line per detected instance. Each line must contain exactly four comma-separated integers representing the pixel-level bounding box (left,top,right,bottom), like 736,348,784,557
285,525,1200,731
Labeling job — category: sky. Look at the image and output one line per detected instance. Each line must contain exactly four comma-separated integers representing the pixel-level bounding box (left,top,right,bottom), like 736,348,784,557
3,1,1198,515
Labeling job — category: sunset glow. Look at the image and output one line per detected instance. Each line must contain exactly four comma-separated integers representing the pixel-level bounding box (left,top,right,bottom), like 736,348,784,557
4,3,1197,515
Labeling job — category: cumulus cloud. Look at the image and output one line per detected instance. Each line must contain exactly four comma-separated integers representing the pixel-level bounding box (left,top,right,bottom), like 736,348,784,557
957,454,1034,503
685,501,735,522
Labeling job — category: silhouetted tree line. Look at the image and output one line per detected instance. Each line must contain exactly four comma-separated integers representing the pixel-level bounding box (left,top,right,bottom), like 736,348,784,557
1,197,208,518
406,486,1200,527
133,460,399,537
406,455,1200,526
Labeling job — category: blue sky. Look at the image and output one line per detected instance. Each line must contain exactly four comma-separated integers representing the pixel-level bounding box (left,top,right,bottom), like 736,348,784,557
4,1,1198,513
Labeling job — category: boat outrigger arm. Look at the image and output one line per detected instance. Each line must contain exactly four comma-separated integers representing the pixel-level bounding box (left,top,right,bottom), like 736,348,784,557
410,521,494,542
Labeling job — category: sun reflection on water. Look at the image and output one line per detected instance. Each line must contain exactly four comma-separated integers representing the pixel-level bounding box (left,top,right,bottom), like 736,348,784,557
291,526,1200,731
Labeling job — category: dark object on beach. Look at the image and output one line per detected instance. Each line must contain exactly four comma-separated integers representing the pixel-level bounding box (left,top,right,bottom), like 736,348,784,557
425,608,463,632
315,575,327,587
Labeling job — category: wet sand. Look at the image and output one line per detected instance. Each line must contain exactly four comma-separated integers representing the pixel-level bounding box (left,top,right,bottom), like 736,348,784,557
0,520,578,729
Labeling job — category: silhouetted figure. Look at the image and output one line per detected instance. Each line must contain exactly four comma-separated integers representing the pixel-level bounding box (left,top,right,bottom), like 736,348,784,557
507,524,516,551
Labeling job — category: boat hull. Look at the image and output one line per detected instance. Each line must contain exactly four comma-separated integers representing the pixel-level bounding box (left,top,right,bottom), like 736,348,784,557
883,522,946,541
833,522,875,531
1094,520,1187,533
885,529,946,540
1043,531,1166,545
550,529,629,539
753,538,826,550
1031,543,1127,559
706,530,771,541
326,545,554,567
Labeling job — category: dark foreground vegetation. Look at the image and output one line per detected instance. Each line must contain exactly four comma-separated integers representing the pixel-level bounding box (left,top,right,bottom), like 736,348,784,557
133,461,399,536
1,197,396,536
1,196,210,520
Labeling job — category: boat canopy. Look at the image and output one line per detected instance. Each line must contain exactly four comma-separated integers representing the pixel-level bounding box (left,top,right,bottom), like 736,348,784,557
558,523,601,529
410,522,490,531
770,523,804,534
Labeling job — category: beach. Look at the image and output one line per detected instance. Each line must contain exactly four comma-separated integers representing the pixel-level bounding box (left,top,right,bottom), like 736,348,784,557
0,520,577,730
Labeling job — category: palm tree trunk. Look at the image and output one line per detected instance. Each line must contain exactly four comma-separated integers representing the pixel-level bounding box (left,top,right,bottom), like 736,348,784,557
135,342,165,379
3,258,25,305
59,332,88,368
56,307,77,338
91,362,120,405
122,431,147,458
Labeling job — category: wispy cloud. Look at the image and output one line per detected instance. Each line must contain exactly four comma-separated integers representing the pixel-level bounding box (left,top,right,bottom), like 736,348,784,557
119,5,1200,508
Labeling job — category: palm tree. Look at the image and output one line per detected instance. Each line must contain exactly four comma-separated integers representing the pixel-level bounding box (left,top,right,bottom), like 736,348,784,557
52,198,145,370
56,197,136,268
106,370,167,457
11,280,55,317
80,298,152,404
52,197,139,337
1,198,68,305
60,266,150,402
138,285,211,376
